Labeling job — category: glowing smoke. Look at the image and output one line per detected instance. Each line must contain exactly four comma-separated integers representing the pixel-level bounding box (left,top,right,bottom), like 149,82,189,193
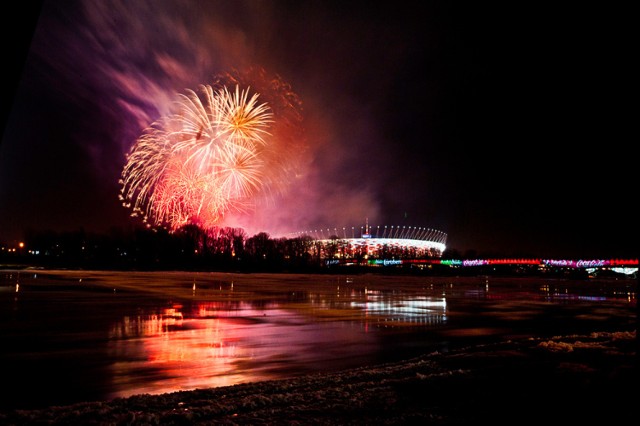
26,0,383,237
120,70,306,233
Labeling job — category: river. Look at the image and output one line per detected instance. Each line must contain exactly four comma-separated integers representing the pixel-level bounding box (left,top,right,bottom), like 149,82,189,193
0,269,636,410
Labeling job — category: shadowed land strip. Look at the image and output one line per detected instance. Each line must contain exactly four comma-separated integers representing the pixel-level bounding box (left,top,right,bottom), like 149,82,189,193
1,330,635,425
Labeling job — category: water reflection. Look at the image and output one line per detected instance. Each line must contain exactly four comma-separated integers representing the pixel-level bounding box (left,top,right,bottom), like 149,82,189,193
104,284,452,399
0,271,635,409
106,300,382,399
350,292,447,326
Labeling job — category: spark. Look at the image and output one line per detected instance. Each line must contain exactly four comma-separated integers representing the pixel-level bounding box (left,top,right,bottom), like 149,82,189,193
120,70,305,232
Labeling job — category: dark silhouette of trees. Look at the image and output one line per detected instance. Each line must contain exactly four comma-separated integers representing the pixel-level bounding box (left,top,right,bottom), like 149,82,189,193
7,224,447,273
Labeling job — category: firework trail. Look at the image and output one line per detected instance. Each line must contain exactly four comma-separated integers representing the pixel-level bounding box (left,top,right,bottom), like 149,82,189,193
119,69,306,232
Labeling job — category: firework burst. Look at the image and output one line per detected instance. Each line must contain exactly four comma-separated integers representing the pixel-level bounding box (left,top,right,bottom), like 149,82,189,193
119,69,305,232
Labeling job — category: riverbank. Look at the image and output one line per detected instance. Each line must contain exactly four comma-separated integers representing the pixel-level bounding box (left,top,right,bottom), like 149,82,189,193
0,329,635,425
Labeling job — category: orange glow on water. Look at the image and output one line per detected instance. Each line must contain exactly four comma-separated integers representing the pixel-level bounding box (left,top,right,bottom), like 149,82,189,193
104,288,453,399
106,301,379,399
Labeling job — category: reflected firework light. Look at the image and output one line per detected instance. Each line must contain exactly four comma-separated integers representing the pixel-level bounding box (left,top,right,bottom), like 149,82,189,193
119,69,307,232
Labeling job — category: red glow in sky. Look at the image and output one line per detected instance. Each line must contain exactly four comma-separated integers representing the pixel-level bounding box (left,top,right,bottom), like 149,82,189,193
1,1,636,258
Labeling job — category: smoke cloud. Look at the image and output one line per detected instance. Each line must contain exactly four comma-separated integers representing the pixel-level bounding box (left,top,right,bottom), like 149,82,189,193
24,0,383,237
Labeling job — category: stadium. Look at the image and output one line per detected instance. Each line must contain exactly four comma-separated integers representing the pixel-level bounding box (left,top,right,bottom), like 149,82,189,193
289,221,447,263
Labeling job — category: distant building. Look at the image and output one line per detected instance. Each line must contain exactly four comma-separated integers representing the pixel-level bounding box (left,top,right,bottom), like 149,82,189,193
290,221,447,262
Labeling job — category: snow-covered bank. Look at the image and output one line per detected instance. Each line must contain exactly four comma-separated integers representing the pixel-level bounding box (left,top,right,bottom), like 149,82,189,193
1,329,635,425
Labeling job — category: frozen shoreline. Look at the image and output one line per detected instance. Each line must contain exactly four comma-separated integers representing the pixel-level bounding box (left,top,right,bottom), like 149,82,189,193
1,329,636,425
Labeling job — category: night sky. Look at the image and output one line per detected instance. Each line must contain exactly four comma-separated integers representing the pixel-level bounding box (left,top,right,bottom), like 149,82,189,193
1,1,636,259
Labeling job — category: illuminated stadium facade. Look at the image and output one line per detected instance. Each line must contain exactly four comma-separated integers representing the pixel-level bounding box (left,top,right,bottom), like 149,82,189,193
291,221,448,262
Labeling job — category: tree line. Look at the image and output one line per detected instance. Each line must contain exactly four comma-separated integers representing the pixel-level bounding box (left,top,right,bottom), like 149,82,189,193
3,225,445,272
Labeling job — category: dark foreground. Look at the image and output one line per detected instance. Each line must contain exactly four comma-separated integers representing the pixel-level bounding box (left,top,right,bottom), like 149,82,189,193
0,329,635,425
